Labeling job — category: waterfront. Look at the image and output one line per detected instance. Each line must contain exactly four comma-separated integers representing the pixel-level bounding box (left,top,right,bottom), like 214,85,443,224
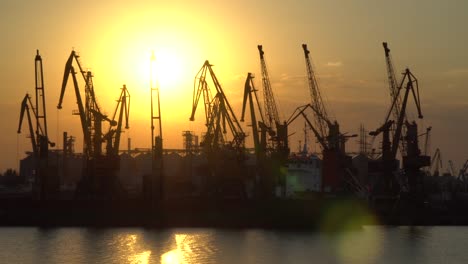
0,226,467,263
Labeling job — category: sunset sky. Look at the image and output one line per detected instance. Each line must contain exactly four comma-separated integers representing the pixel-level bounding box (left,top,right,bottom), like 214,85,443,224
1,0,467,173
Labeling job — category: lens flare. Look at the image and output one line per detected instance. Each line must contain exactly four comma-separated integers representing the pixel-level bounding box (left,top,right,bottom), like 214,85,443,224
319,199,383,264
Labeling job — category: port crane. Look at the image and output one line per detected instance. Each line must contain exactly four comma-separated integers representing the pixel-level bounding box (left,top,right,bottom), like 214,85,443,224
57,50,128,198
190,60,246,153
17,50,56,199
241,72,283,197
370,66,429,198
288,44,356,192
190,60,247,197
58,51,117,159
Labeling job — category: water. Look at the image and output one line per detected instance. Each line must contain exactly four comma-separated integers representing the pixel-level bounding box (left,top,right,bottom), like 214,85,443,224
0,226,467,263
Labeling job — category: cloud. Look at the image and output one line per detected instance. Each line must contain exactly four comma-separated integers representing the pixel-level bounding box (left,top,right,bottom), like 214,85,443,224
326,61,343,67
279,73,305,81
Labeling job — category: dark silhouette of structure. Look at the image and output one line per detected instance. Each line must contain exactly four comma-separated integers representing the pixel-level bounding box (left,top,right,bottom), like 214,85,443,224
17,50,56,200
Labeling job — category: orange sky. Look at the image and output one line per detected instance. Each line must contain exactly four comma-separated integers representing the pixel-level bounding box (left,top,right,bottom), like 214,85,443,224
1,0,467,173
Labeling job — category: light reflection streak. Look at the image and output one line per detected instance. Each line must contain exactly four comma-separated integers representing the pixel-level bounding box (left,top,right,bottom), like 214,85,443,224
161,232,213,264
116,233,152,264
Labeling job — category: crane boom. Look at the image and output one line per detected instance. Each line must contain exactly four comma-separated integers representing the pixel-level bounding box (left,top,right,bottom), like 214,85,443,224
18,94,38,155
287,104,327,150
302,44,329,140
59,62,92,157
383,43,403,124
383,42,408,155
257,45,280,128
34,50,49,142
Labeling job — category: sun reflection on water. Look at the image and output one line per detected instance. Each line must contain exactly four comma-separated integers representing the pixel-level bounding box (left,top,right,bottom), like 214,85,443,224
161,249,182,264
128,250,152,264
161,232,214,264
115,233,152,264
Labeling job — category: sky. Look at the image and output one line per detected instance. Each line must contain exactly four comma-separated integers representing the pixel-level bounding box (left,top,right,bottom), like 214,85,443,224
1,0,467,173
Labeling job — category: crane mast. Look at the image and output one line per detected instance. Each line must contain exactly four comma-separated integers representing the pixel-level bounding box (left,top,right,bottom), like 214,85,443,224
35,50,49,142
17,50,55,199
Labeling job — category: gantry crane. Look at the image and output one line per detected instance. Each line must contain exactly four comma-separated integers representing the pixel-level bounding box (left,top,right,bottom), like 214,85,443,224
190,60,247,197
17,50,56,199
57,50,127,198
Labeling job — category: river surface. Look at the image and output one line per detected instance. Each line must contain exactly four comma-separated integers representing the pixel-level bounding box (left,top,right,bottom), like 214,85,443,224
0,226,467,263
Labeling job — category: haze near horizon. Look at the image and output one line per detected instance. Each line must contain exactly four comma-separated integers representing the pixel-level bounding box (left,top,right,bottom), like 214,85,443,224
1,0,467,172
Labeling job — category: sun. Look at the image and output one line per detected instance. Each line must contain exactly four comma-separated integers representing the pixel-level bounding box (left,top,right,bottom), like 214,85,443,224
151,48,184,90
